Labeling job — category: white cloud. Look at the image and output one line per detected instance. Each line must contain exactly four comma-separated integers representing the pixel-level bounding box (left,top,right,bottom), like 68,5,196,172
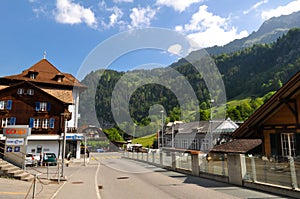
176,5,248,48
156,0,203,12
54,0,97,28
128,6,156,29
98,1,125,29
109,7,123,26
168,44,182,55
261,0,300,20
243,0,268,15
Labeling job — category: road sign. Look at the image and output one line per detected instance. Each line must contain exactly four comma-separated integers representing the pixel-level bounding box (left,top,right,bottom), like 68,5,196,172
14,146,20,152
6,146,12,152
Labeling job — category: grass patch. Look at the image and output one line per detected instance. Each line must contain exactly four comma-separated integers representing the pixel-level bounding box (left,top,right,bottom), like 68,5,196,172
132,133,156,148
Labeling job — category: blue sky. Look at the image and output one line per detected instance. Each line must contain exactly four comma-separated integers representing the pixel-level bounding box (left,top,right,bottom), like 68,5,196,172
1,0,300,80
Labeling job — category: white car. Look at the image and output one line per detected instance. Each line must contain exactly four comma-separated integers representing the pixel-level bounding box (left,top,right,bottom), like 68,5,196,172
25,153,40,166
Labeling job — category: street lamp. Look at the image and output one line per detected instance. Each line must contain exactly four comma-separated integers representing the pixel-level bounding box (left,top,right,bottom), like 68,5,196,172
133,123,137,139
209,99,215,150
160,110,164,149
171,123,175,148
60,113,69,178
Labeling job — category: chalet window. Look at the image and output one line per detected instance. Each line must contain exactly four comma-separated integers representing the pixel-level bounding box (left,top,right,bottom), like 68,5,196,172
42,119,49,129
182,139,188,149
27,89,34,95
30,73,36,79
0,100,12,110
40,102,47,111
1,117,16,128
57,77,63,82
281,133,296,157
17,88,24,94
29,118,55,129
35,102,51,112
33,118,41,129
191,139,199,150
202,139,209,151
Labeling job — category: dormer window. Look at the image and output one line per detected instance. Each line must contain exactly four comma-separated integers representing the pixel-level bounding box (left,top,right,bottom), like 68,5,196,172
27,70,39,80
30,73,36,79
53,73,65,83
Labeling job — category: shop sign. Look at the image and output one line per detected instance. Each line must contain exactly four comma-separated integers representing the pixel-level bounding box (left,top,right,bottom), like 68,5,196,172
3,126,31,138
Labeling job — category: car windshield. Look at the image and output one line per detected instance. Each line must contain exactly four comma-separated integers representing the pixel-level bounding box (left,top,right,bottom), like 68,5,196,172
46,154,55,158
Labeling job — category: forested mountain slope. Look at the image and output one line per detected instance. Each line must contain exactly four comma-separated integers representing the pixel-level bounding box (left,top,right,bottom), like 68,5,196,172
79,28,300,129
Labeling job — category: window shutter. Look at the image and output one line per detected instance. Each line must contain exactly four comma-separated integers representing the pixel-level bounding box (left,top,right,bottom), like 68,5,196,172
6,100,12,110
35,102,40,111
50,118,55,128
47,102,51,112
10,117,16,125
29,118,34,128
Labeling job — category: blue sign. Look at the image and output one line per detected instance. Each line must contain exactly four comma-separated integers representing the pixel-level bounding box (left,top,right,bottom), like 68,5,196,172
14,146,20,152
6,146,12,152
6,138,24,146
66,135,84,140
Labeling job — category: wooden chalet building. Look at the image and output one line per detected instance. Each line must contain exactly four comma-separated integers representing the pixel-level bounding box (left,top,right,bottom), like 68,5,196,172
163,118,239,151
0,58,86,159
231,71,300,159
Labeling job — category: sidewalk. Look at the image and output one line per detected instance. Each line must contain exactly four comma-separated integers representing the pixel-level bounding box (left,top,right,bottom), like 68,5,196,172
0,157,92,199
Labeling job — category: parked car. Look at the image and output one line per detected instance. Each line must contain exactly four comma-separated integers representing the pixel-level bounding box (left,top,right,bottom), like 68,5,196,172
96,148,105,153
25,153,37,167
43,153,57,166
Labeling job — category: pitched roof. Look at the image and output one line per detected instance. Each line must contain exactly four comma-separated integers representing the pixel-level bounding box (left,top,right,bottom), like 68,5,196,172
165,118,238,135
232,70,300,139
210,139,262,154
41,88,73,104
0,81,72,104
1,59,86,88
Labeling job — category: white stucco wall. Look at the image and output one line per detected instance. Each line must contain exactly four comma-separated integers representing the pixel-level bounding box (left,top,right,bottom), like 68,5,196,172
27,140,60,157
67,88,80,128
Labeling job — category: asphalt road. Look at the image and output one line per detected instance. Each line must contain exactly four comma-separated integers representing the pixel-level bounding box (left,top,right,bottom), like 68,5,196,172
95,152,291,199
2,152,290,199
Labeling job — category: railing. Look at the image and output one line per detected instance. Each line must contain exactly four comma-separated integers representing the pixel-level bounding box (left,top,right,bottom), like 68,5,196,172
244,155,299,189
123,151,299,198
123,150,228,177
199,155,228,176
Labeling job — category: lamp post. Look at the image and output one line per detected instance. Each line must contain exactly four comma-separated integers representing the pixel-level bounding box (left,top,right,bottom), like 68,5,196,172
60,113,69,178
171,123,175,148
133,123,137,139
160,110,164,149
209,99,214,150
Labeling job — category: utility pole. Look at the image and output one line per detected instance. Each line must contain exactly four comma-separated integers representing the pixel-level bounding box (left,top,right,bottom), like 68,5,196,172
160,110,164,149
60,113,68,178
209,99,214,150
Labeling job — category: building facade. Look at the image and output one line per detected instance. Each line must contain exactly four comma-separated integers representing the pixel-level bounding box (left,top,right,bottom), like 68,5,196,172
232,71,300,159
0,58,86,159
163,118,239,152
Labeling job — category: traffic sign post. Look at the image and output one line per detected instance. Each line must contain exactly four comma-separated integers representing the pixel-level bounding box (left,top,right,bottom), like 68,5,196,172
3,125,30,167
